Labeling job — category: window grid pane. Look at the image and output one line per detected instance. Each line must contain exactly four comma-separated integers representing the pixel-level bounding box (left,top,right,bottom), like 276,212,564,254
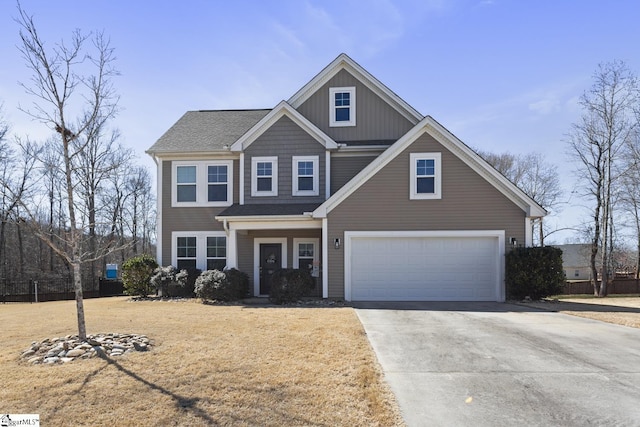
177,237,197,258
257,162,272,177
208,165,227,183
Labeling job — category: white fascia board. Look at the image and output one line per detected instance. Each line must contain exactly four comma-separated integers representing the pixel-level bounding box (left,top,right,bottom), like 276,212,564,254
313,115,547,219
287,53,423,125
216,216,322,231
150,152,238,161
230,101,338,151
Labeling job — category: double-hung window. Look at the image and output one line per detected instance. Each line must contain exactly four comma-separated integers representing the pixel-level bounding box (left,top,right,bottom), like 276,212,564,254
251,156,278,197
172,160,233,207
206,236,227,270
176,166,197,202
173,232,227,271
329,87,356,127
292,156,319,196
410,153,442,200
176,236,197,270
293,238,319,277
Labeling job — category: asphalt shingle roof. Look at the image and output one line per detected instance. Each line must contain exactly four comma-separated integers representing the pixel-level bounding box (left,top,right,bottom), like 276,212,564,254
217,203,322,217
147,109,270,154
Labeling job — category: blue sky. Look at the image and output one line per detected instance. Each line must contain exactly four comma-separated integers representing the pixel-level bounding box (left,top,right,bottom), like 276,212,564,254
1,0,639,243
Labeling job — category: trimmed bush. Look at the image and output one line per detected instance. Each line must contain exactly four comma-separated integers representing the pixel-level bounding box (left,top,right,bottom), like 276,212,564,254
195,268,249,302
225,268,250,299
150,265,189,297
269,268,314,304
122,255,159,297
506,246,565,300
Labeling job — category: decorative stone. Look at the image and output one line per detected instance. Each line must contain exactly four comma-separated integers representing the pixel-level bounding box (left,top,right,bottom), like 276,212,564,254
20,333,154,365
66,348,85,357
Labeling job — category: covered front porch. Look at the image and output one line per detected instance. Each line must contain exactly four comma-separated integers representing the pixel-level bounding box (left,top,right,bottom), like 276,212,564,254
216,203,327,297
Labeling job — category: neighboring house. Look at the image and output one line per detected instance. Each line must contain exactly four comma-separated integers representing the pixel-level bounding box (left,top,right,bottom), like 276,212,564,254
147,53,546,302
552,243,593,281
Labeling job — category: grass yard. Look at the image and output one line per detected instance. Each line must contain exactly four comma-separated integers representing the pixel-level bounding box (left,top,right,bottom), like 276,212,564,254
0,297,404,426
522,296,640,329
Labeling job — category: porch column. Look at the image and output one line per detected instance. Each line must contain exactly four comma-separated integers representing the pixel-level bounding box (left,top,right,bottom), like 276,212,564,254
227,227,238,269
322,218,328,298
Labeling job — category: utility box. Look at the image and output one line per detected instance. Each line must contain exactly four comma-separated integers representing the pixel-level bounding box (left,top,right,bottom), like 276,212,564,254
105,264,118,280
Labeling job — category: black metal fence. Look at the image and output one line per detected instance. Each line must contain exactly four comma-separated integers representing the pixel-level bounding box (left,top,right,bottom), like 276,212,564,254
1,278,124,303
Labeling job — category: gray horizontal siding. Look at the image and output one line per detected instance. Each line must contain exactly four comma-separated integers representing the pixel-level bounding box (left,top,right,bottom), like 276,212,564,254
244,116,326,204
326,132,527,298
296,69,414,142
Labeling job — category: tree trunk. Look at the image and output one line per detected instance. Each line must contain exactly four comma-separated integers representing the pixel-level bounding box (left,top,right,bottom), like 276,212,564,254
72,258,87,340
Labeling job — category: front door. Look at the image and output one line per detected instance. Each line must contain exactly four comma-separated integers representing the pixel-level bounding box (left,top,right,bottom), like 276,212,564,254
260,243,282,295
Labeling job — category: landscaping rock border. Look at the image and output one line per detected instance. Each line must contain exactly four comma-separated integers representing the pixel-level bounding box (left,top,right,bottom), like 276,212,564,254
20,333,152,365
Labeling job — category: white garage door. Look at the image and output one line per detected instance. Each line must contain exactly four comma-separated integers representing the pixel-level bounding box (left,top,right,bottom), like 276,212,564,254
347,234,501,301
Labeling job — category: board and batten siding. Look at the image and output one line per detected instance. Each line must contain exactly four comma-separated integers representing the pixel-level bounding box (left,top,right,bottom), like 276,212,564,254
160,159,239,266
243,115,326,204
296,69,415,142
325,132,527,299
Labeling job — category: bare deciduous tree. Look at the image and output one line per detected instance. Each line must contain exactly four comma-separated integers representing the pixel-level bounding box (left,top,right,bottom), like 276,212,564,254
567,60,640,297
477,150,562,245
16,4,120,339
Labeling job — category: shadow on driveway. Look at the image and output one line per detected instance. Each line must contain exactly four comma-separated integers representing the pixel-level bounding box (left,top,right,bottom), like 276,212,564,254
351,301,544,312
352,299,640,314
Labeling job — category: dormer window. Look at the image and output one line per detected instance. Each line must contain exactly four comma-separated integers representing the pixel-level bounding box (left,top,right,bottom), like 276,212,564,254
329,87,356,127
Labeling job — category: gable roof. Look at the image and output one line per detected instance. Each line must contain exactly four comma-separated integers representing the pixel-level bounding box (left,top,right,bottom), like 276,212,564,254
147,109,270,155
230,101,338,151
288,53,424,126
313,115,547,219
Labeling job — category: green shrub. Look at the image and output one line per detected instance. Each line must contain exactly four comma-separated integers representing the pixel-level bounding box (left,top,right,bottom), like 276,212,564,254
225,268,250,300
269,268,313,304
150,265,189,297
506,246,565,300
122,255,159,297
194,269,249,302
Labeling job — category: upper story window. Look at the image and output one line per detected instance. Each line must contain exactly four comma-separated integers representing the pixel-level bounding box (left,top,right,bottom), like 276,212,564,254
251,156,278,197
172,160,233,207
329,87,356,127
410,153,442,200
292,155,319,196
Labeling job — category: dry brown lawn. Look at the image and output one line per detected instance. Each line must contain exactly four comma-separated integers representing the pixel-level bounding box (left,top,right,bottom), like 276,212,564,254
0,297,404,426
522,296,640,329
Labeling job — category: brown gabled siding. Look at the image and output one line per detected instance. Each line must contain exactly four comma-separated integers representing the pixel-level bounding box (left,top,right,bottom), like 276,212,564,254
297,69,415,142
243,115,326,204
325,132,527,298
330,155,378,195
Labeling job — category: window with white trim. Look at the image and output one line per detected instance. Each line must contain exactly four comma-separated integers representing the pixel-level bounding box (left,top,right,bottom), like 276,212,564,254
251,156,278,197
173,232,227,271
410,153,442,200
292,156,319,196
206,236,227,270
172,160,233,207
329,87,356,127
176,236,197,270
293,238,319,277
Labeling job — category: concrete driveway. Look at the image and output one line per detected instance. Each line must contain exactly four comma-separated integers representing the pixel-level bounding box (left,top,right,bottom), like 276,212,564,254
354,301,640,427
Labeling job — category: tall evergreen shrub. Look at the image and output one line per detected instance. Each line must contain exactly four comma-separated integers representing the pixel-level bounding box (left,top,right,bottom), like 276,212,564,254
505,246,565,300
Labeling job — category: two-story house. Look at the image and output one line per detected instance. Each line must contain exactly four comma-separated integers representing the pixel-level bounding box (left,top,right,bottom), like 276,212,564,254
147,53,546,302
